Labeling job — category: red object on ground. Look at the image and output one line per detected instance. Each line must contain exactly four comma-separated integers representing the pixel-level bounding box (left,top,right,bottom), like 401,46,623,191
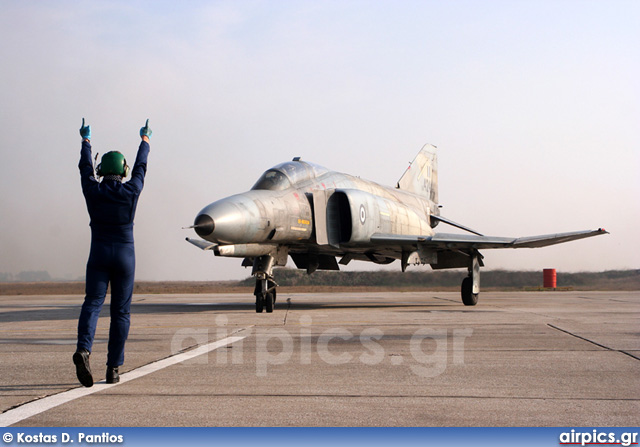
543,269,557,288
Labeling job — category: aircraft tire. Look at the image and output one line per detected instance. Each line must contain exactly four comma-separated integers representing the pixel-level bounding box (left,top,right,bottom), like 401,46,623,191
256,295,265,313
461,276,478,306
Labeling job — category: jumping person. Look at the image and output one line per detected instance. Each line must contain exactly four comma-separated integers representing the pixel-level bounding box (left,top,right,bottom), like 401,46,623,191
74,118,151,387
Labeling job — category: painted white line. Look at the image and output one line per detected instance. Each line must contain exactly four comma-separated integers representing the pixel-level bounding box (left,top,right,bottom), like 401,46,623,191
0,335,246,427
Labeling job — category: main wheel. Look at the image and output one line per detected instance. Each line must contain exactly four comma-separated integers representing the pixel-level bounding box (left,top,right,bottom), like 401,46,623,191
265,292,274,313
461,276,478,306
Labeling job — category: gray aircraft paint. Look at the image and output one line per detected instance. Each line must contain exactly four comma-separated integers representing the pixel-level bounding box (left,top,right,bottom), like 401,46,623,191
187,145,607,311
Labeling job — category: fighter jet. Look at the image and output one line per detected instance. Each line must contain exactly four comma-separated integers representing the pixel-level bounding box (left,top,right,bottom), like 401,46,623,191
187,145,607,312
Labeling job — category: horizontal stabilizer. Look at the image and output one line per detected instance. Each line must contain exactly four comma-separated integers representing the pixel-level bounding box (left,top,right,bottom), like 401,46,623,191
185,237,217,251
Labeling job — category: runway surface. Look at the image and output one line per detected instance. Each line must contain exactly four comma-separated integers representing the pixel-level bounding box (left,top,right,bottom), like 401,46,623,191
0,291,638,426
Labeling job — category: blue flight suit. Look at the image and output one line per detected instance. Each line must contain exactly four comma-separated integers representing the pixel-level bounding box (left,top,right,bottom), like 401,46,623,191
77,139,149,367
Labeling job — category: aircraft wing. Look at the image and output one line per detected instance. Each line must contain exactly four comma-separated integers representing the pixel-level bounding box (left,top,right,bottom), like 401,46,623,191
370,228,608,250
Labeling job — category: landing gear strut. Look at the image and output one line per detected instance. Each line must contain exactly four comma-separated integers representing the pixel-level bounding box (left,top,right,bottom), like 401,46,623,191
253,255,278,313
461,251,481,306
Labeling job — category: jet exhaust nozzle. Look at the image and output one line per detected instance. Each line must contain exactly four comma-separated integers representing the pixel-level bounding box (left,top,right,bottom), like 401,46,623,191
193,214,215,237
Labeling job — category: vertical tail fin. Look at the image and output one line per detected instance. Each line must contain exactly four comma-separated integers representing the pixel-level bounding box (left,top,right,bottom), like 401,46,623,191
396,144,438,204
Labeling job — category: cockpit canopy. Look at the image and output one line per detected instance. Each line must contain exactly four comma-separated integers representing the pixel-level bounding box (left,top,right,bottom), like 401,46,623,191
251,159,329,191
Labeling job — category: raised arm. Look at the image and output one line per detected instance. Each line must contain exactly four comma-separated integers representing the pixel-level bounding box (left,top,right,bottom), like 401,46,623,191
78,118,97,190
127,119,152,193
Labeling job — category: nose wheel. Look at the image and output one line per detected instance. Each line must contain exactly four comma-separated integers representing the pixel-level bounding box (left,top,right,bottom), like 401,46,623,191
252,254,282,313
255,278,277,313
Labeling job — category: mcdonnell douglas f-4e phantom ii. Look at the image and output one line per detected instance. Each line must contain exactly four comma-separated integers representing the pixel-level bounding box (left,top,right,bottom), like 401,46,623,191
187,145,607,312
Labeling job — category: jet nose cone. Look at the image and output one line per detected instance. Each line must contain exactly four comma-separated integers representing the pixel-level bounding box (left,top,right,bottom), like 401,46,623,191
193,214,215,238
194,196,261,244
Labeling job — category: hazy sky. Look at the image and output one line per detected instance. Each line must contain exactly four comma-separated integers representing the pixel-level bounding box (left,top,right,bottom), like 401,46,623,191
0,1,638,281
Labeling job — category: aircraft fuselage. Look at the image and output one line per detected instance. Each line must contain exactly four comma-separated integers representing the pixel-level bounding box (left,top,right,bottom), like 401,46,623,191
188,145,606,312
194,169,437,249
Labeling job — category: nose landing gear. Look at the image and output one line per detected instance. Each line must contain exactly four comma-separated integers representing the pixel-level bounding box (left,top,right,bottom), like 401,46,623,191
253,254,279,313
255,277,277,313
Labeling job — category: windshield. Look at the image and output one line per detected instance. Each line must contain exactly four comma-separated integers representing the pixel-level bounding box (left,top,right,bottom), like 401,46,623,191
251,169,292,191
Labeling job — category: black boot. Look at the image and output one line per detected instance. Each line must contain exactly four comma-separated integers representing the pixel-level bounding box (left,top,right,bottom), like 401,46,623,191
106,366,119,384
73,349,93,387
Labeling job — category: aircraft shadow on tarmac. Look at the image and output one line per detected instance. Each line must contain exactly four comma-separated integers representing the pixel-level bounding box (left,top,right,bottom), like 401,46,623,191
127,300,460,312
0,300,460,323
0,307,80,324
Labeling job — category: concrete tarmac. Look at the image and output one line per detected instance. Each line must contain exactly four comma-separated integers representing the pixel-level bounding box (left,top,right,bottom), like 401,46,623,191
0,291,638,426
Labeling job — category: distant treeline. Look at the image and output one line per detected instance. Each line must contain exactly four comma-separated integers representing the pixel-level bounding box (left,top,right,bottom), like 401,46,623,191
240,268,640,291
2,269,639,294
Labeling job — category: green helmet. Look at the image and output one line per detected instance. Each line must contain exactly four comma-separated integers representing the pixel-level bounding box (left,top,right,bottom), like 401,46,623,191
96,151,129,177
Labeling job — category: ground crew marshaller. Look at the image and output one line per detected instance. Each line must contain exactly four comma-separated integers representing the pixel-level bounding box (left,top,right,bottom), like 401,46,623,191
73,118,151,387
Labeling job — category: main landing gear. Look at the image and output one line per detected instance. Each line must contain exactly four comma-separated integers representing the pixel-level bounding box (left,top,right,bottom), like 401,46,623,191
461,252,481,306
253,255,278,313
